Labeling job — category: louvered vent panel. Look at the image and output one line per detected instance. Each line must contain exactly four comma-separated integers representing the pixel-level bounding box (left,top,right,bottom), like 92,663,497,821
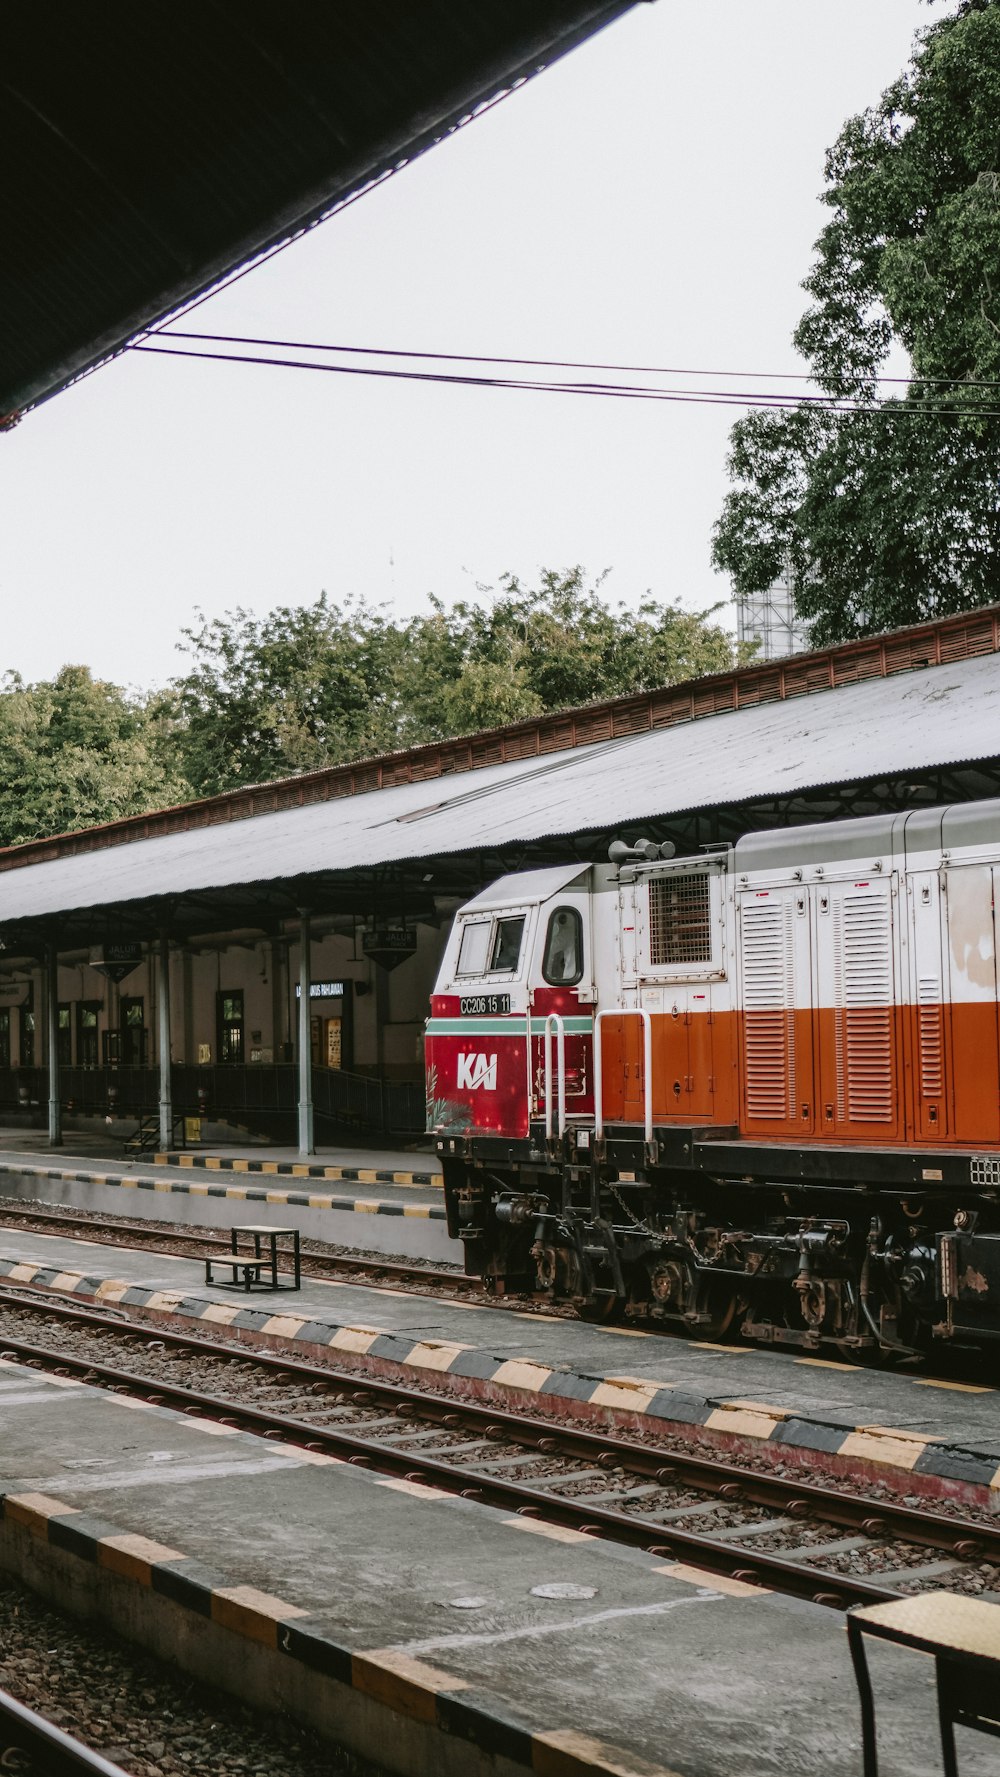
649,873,711,965
917,976,944,1097
838,889,895,1123
741,899,795,1121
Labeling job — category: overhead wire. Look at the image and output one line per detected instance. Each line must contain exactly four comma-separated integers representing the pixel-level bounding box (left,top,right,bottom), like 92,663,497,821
132,338,1000,419
152,328,1000,393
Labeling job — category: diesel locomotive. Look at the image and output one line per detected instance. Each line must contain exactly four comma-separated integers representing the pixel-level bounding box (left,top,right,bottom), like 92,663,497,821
426,800,1000,1356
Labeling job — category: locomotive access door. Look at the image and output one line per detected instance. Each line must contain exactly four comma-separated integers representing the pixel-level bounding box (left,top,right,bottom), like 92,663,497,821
739,884,816,1138
814,875,902,1144
943,865,1000,1146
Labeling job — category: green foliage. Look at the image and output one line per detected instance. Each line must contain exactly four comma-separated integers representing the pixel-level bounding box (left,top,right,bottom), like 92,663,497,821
170,594,404,796
713,0,1000,644
0,666,187,848
0,574,741,839
396,568,738,747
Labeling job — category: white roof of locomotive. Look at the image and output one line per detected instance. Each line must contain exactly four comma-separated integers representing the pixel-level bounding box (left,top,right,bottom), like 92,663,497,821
460,865,588,910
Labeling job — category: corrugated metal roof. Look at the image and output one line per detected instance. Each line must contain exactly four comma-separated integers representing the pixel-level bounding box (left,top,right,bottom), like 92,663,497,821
2,650,998,930
6,603,998,872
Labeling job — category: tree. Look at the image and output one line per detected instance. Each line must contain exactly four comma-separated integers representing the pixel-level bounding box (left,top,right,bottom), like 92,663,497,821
712,0,1000,645
170,594,404,796
396,568,739,745
168,572,740,796
0,666,188,848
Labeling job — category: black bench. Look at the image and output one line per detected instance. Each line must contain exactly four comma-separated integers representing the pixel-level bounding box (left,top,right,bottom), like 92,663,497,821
205,1223,301,1293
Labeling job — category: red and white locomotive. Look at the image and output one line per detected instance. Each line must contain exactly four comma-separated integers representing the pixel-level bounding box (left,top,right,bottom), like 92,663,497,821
426,800,1000,1355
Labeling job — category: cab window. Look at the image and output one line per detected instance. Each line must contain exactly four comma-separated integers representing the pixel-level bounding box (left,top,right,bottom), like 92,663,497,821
542,906,583,985
489,916,525,973
457,921,491,976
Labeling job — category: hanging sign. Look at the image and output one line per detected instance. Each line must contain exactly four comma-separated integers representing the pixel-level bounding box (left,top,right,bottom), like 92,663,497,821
90,942,143,984
362,927,416,971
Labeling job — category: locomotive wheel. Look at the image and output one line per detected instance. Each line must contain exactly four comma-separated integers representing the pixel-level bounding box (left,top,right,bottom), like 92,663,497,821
691,1279,738,1342
577,1290,620,1323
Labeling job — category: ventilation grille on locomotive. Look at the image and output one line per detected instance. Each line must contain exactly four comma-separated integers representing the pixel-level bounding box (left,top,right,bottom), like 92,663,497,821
649,873,712,965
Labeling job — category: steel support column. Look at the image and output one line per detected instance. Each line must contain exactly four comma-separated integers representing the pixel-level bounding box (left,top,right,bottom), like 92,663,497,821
46,941,61,1147
157,932,172,1150
298,910,314,1156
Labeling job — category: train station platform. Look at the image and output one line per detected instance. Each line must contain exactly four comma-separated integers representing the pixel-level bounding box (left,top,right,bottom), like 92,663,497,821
2,1350,996,1777
1,1228,999,1505
0,1143,450,1262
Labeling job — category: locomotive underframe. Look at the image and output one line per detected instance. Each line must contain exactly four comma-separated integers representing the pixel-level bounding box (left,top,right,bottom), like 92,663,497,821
438,1126,1000,1355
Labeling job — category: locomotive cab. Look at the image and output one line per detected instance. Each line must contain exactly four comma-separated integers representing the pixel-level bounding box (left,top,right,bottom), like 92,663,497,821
425,864,602,1141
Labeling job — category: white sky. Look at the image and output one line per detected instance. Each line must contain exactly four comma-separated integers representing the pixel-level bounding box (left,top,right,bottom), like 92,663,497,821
2,0,932,692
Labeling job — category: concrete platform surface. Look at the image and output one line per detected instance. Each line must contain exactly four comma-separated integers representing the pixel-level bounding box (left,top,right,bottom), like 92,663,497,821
1,1354,996,1777
2,1228,1000,1500
0,1152,452,1261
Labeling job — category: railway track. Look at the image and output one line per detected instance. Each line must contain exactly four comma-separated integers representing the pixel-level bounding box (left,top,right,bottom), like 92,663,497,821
0,1686,132,1777
0,1200,477,1297
2,1285,998,1614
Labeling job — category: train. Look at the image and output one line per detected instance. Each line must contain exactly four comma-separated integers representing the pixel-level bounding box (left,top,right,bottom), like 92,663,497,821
425,799,1000,1357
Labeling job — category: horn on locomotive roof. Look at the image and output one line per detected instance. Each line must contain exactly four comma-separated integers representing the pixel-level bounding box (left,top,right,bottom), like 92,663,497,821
608,838,675,864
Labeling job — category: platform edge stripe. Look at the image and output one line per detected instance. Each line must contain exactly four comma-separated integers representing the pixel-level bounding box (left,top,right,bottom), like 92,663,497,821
436,1687,537,1765
47,1512,123,1562
150,1556,220,1615
0,1492,83,1536
836,1427,933,1472
531,1727,686,1777
210,1584,310,1645
276,1620,354,1681
351,1649,470,1722
98,1532,186,1584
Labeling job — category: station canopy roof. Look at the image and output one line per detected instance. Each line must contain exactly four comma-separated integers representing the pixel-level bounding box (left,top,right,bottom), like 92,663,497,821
0,634,999,949
2,1,637,418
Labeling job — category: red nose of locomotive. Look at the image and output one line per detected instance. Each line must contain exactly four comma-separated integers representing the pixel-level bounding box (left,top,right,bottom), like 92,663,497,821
425,868,595,1139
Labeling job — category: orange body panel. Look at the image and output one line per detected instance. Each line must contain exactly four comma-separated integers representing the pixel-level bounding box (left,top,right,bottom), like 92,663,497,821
598,1002,1000,1148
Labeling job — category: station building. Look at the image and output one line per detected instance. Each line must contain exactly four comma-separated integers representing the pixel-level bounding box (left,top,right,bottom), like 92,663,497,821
0,604,998,1150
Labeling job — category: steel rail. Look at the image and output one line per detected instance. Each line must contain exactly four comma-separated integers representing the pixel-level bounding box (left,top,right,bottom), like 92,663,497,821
0,1687,132,1777
1,1286,991,1611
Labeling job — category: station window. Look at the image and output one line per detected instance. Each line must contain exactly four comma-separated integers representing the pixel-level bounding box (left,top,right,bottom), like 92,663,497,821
120,997,147,1066
217,991,244,1065
542,907,583,985
57,1004,72,1067
76,1002,100,1068
648,872,712,966
0,1009,9,1070
19,1006,35,1068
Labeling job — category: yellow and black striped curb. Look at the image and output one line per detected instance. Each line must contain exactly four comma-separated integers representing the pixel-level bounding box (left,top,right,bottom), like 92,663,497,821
0,1489,681,1777
0,1159,445,1220
2,1255,996,1499
152,1151,442,1188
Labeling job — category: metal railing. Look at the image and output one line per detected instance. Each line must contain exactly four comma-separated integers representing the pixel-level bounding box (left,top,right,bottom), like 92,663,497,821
0,1064,425,1136
593,1007,652,1143
542,1013,567,1139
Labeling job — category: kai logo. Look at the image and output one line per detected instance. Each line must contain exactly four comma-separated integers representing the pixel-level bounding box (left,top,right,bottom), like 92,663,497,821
457,1052,498,1092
